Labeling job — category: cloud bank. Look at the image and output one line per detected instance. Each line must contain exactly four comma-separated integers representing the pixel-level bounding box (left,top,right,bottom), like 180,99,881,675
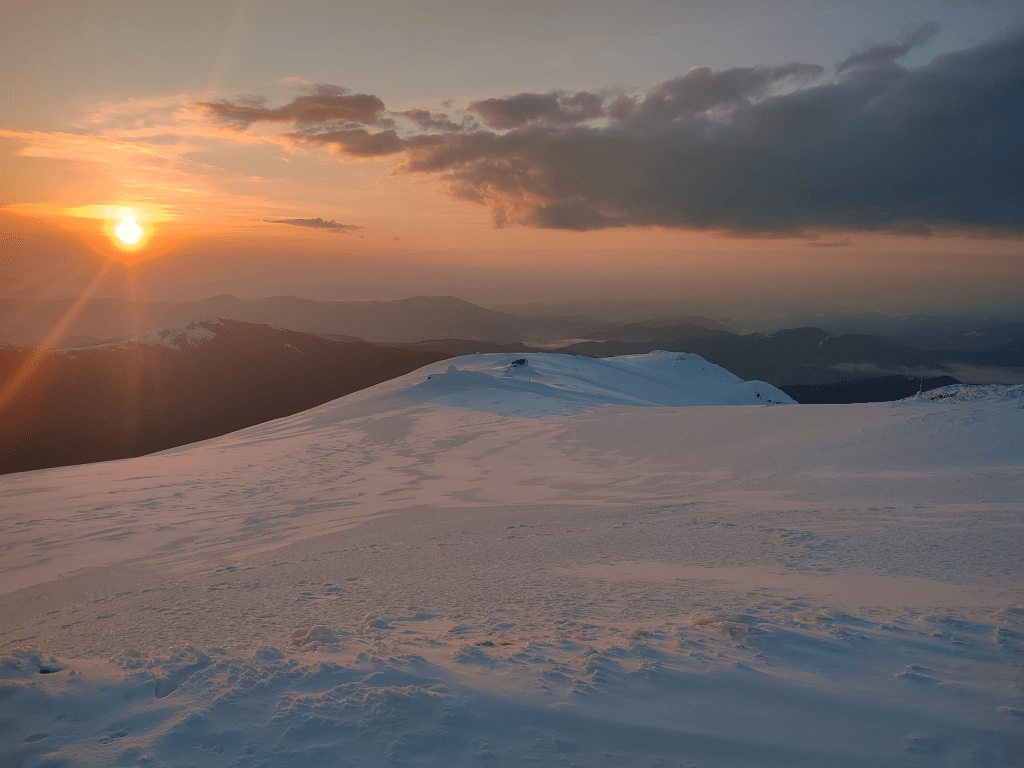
204,26,1024,236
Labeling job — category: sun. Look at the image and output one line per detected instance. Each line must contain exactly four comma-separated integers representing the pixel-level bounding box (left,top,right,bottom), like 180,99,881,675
115,216,143,246
104,209,152,255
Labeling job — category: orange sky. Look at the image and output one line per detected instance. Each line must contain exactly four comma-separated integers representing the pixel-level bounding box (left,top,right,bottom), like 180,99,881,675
2,1,1021,312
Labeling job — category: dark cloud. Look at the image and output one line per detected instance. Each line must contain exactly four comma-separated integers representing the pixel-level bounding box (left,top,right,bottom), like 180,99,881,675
398,27,1024,235
400,109,467,132
265,217,362,232
468,91,605,128
200,84,386,126
225,26,1023,237
291,128,406,157
837,22,939,73
610,63,823,126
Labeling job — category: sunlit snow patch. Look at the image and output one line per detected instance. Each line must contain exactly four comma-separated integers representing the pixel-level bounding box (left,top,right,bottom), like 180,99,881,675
132,319,222,351
399,351,793,416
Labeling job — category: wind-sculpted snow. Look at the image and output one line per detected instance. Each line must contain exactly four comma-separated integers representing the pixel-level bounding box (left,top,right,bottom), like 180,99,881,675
1,353,1022,767
913,383,1024,405
401,351,793,416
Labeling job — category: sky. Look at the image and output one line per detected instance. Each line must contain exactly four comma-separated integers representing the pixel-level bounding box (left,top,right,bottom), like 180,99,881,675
1,0,1022,311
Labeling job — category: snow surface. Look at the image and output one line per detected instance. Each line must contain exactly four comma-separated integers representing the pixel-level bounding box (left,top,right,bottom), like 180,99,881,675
131,319,221,351
56,319,224,353
1,352,1022,767
912,383,1024,405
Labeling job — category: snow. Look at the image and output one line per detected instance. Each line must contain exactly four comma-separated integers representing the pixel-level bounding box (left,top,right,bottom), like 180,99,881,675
56,319,225,353
911,383,1024,404
1,352,1022,767
406,351,794,415
132,319,221,351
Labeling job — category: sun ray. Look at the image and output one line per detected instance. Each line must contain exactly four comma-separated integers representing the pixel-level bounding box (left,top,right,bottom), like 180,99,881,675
0,262,114,414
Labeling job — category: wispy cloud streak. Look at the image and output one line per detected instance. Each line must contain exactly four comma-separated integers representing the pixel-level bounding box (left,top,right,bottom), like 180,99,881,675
265,217,362,232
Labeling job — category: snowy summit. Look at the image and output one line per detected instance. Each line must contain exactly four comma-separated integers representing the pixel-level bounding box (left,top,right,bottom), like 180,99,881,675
406,351,794,415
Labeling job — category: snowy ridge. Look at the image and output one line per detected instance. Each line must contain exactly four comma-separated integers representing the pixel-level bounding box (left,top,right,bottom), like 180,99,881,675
398,351,794,415
53,318,225,353
911,382,1024,404
130,318,223,351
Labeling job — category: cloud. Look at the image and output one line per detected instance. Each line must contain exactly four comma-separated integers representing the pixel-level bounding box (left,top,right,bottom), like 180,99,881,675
393,26,1023,235
290,128,406,157
400,109,468,133
836,22,939,73
468,91,605,128
805,237,854,248
197,26,1022,237
199,84,386,126
265,217,362,232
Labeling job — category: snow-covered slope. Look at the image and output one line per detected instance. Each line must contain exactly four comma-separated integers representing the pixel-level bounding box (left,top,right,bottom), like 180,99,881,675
914,382,1024,404
400,351,794,415
1,353,1022,767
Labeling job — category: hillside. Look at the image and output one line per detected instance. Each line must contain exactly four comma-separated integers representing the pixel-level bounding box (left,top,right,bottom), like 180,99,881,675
558,327,951,386
0,319,448,474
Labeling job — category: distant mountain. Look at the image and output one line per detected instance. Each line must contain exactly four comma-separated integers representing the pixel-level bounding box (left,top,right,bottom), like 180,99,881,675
0,295,731,347
493,299,737,327
385,339,539,355
931,322,1024,367
0,295,528,346
781,375,961,404
557,327,950,386
767,311,1024,353
584,321,733,342
0,320,449,475
3,295,1015,391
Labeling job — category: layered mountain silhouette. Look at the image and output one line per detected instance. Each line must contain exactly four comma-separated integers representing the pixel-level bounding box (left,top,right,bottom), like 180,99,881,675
554,327,951,386
2,295,600,347
3,295,1019,368
5,295,1018,475
0,320,448,475
781,375,961,404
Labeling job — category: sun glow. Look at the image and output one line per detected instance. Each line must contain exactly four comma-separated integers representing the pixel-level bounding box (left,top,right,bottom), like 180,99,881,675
104,208,152,254
116,216,143,245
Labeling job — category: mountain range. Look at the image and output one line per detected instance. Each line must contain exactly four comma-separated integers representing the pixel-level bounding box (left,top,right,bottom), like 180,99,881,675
5,293,1022,474
5,295,1020,369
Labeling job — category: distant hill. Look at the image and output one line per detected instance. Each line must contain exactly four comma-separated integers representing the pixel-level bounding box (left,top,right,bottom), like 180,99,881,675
385,339,538,355
0,320,449,475
584,321,733,342
557,327,951,386
781,375,961,404
0,295,528,346
0,296,733,348
931,322,1024,367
